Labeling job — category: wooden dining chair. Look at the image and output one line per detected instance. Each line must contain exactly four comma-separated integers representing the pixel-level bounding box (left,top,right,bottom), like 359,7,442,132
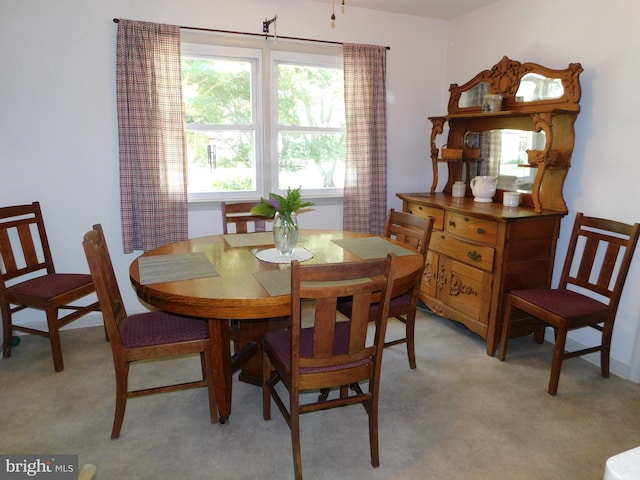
221,201,269,234
337,209,434,368
1,201,101,371
82,225,217,438
499,212,640,395
221,201,273,354
262,253,398,480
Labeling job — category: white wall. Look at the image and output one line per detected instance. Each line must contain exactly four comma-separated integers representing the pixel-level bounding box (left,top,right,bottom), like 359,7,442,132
0,2,446,332
447,0,640,380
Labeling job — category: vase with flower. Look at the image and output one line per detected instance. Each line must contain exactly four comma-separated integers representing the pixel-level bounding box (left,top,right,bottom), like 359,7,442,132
250,187,314,256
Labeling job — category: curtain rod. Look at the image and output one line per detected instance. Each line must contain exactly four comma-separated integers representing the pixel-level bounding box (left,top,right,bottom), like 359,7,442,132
112,18,390,50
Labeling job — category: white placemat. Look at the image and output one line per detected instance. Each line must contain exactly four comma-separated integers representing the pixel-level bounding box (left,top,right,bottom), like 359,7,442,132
255,247,313,264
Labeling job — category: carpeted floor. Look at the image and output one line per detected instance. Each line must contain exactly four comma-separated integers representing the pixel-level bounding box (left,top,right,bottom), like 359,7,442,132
2,308,640,479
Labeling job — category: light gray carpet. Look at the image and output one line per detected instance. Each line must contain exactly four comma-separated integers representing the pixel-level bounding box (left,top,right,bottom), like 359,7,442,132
2,308,640,480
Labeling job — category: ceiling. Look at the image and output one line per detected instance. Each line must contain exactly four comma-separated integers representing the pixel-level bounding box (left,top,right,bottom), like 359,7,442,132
310,0,500,20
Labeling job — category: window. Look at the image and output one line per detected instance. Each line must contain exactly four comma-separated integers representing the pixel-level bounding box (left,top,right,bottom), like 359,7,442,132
182,39,345,202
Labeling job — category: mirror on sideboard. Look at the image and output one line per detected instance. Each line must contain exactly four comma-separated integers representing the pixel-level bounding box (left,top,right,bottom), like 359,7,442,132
458,82,489,108
462,129,547,193
515,73,564,102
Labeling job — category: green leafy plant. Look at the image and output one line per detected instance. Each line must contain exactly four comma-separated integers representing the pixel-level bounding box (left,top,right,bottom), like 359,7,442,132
250,187,314,223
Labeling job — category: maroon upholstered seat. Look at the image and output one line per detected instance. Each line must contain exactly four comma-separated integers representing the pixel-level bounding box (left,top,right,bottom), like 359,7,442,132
1,201,101,372
509,289,608,319
262,254,398,480
264,322,371,375
83,224,217,438
120,311,209,349
6,273,94,299
499,213,640,395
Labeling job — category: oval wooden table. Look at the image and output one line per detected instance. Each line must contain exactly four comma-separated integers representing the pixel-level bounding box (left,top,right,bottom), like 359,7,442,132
129,229,424,424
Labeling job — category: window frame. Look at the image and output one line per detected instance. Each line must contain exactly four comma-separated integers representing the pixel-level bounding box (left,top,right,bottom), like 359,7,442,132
180,33,345,204
182,42,263,203
270,50,346,198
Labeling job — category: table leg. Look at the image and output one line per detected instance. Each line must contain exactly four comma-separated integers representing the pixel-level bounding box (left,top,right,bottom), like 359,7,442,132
238,317,289,385
207,319,232,424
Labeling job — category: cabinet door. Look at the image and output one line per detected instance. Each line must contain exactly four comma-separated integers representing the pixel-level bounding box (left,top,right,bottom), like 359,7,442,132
435,256,491,325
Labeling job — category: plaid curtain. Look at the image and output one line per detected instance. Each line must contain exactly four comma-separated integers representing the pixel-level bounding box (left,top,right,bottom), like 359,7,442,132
116,20,188,253
342,44,387,235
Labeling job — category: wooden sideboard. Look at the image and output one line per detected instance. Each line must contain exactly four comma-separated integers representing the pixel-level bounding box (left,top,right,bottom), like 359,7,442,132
399,57,582,355
397,193,564,355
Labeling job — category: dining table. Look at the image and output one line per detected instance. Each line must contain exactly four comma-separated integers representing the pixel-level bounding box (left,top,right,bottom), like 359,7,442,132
129,229,424,424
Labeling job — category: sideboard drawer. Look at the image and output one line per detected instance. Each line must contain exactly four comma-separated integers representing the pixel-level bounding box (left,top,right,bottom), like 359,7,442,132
430,232,495,272
406,203,444,230
445,212,498,245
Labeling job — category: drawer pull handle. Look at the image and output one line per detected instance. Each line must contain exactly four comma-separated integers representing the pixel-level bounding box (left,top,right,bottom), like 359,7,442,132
477,227,485,234
449,220,456,227
467,251,481,261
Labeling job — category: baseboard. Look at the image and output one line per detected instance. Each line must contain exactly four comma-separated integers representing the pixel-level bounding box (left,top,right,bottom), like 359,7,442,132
545,331,632,381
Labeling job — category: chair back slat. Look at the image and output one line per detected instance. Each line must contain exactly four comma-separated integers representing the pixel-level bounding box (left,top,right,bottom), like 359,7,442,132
0,228,17,274
0,202,55,285
312,298,337,358
596,242,622,291
349,291,375,349
574,234,599,283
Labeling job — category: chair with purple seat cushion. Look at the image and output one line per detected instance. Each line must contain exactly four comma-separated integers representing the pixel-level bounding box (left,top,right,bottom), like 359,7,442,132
337,208,434,369
499,212,640,395
83,225,217,438
1,201,101,371
262,253,398,480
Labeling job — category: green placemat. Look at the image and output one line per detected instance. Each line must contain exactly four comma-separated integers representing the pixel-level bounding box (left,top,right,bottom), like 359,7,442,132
253,270,372,297
138,252,219,284
331,237,417,259
223,232,275,248
253,270,291,296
